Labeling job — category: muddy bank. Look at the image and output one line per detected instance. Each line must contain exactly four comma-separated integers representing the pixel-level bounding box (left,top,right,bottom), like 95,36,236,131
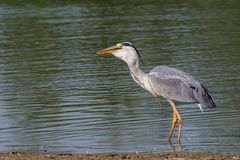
0,152,239,160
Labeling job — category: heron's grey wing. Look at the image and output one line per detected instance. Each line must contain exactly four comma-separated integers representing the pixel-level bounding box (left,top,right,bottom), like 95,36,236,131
148,66,216,108
148,66,200,103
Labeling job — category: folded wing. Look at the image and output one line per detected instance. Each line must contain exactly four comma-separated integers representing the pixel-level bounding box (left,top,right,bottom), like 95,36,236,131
148,66,216,108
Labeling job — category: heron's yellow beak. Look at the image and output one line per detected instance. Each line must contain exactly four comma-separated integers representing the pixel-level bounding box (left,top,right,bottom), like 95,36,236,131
97,44,122,54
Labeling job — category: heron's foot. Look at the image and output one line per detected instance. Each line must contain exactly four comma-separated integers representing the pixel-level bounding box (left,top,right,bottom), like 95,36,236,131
179,142,184,152
168,139,184,152
168,139,176,152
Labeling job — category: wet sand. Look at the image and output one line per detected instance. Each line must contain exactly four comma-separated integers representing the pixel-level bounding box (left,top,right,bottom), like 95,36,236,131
1,152,239,160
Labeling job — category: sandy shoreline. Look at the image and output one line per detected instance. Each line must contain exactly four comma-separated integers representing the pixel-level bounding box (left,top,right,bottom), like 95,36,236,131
0,152,239,160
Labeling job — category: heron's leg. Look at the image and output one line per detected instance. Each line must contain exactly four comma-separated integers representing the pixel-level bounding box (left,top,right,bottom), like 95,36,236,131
168,110,177,142
168,100,183,143
177,115,183,143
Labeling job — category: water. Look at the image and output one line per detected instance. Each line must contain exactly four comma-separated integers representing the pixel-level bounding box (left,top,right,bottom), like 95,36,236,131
0,0,240,153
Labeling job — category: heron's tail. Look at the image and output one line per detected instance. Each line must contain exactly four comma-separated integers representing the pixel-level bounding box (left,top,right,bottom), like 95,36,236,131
195,85,216,108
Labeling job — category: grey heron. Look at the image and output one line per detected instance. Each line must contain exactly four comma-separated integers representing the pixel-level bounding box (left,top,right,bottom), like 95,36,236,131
97,42,216,143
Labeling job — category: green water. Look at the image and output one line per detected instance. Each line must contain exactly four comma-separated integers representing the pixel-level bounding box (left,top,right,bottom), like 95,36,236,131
0,0,239,153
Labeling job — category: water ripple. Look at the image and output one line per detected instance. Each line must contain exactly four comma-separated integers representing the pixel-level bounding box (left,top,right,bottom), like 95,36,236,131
0,0,240,153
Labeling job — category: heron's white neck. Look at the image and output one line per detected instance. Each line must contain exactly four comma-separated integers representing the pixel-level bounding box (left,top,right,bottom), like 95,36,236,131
113,49,149,89
127,58,143,75
126,57,149,90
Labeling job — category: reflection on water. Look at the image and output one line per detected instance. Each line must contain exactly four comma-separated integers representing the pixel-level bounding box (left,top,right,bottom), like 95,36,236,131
0,0,240,153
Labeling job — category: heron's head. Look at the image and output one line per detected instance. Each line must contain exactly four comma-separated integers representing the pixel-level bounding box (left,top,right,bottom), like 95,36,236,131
97,42,143,65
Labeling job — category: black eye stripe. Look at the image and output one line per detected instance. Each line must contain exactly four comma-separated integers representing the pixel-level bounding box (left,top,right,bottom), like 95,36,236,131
121,42,132,46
